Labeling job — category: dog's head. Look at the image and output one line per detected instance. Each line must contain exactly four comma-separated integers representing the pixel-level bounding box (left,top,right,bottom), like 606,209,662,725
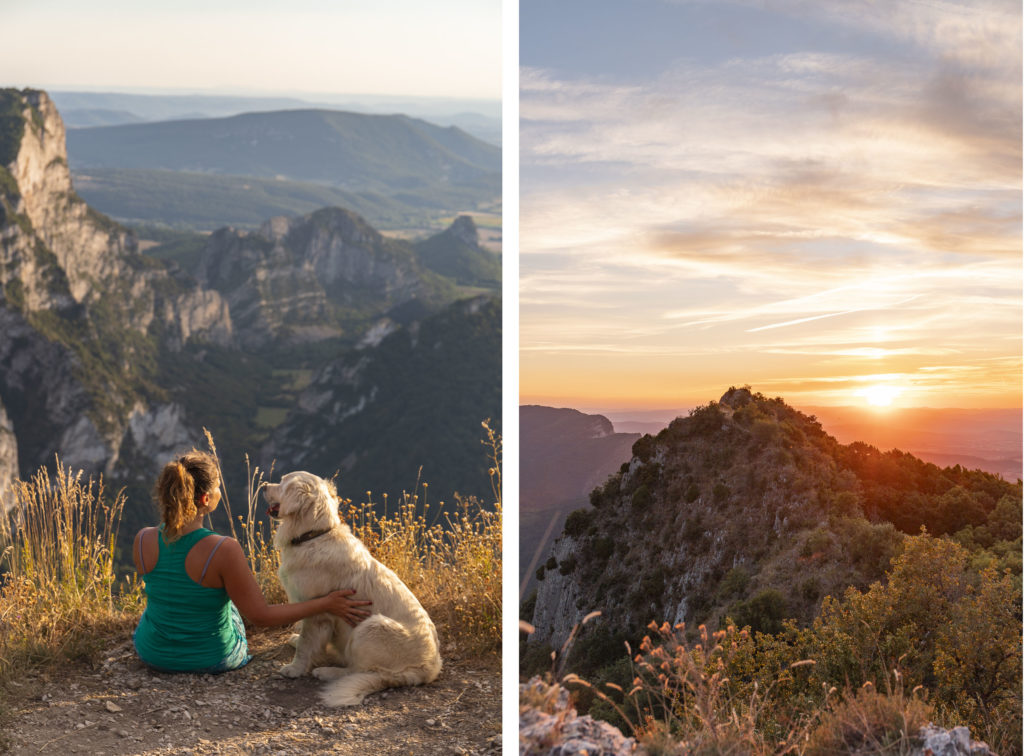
264,471,341,529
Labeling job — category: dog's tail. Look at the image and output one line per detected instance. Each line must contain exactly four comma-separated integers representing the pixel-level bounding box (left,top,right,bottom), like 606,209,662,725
320,667,429,707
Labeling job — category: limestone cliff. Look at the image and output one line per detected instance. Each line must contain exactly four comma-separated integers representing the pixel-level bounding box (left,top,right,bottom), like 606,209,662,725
0,397,18,509
261,295,501,506
0,88,232,491
197,208,455,349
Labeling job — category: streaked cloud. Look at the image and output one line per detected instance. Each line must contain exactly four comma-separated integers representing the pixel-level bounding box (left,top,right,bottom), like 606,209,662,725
521,0,1021,409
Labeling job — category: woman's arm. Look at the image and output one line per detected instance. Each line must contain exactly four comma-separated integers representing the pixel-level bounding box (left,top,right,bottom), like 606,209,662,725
216,538,371,627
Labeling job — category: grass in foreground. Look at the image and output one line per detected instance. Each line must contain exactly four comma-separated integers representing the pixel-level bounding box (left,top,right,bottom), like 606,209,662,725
0,426,502,698
0,463,144,684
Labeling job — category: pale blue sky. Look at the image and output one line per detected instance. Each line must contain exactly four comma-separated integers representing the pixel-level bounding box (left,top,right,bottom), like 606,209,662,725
0,0,501,99
520,0,1022,410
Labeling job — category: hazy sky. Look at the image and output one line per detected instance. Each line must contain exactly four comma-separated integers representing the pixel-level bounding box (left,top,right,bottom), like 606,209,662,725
0,0,501,100
520,0,1022,411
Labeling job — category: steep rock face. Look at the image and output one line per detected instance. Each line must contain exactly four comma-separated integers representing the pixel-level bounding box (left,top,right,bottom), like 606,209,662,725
0,397,18,509
526,536,585,649
8,90,135,305
262,295,501,507
197,207,451,349
0,88,231,489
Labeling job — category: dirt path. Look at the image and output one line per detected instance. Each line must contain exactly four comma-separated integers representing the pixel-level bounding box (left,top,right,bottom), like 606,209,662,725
1,629,501,755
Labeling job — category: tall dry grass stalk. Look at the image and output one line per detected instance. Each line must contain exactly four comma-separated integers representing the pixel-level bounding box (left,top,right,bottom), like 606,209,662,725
203,428,238,540
804,675,933,756
0,462,142,684
236,455,286,606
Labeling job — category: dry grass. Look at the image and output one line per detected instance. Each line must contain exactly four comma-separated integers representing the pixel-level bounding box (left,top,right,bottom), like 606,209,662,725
805,677,933,756
345,421,502,656
345,489,502,657
532,617,941,756
551,621,817,756
0,462,143,685
0,422,502,697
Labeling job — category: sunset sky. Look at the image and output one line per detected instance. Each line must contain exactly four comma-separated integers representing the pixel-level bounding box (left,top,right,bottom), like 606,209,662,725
0,0,501,101
520,0,1022,412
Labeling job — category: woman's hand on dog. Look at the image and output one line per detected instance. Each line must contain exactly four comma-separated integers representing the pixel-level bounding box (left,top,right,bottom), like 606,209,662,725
323,589,372,627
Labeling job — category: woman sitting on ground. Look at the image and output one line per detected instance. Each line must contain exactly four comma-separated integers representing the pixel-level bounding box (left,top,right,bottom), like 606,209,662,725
132,450,370,673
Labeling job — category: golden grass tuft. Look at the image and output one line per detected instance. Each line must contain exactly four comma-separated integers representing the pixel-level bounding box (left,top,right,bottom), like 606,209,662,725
0,462,143,685
558,622,817,756
346,490,502,657
805,677,933,756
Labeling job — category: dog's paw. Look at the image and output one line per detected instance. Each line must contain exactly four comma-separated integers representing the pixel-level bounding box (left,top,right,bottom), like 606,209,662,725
278,662,307,678
312,666,349,681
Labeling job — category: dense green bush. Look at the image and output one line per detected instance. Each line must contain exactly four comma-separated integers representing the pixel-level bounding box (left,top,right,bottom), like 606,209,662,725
719,566,751,598
631,484,652,511
564,508,591,537
729,589,787,634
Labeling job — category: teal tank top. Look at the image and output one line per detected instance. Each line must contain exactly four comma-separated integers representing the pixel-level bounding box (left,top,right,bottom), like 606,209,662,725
134,526,248,672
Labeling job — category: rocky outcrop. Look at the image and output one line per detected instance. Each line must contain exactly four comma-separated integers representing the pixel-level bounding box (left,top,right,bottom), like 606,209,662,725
0,397,18,509
916,724,995,756
0,88,229,484
261,295,501,505
414,214,501,287
7,90,135,306
519,679,640,756
197,207,452,349
526,536,586,650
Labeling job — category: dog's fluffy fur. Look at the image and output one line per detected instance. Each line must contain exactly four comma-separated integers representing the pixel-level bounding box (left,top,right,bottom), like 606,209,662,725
264,471,442,706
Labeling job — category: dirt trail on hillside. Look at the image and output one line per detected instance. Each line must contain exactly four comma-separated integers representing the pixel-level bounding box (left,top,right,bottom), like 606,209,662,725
1,629,501,755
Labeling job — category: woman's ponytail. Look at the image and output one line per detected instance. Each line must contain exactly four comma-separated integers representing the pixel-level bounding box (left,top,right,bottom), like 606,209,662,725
154,451,220,542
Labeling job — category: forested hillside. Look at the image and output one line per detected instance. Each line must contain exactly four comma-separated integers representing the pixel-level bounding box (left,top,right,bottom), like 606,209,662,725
522,387,1021,752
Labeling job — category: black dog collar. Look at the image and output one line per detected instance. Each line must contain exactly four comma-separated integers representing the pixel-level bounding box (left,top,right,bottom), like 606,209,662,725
290,528,332,546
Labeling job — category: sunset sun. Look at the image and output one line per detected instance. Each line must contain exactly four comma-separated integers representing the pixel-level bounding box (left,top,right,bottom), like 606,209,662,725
860,385,901,408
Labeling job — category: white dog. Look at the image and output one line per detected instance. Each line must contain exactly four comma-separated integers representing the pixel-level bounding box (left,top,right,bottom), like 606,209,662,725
264,471,442,706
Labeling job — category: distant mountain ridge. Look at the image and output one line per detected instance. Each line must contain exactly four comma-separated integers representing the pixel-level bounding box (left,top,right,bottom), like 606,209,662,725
50,91,501,144
66,109,499,192
519,406,640,596
65,109,500,231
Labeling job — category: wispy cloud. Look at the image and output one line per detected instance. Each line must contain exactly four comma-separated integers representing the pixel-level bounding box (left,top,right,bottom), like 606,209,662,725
521,0,1021,408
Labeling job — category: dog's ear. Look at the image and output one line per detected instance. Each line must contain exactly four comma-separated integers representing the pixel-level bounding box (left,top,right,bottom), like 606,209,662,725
277,477,315,517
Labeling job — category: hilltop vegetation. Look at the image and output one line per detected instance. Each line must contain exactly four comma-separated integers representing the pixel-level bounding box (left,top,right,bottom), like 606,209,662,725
522,387,1021,753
